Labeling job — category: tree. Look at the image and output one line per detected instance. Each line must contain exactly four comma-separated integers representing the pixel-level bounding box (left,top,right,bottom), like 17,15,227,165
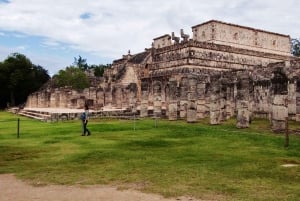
53,66,90,90
291,38,300,57
0,53,50,108
73,55,112,76
90,64,111,77
73,55,88,70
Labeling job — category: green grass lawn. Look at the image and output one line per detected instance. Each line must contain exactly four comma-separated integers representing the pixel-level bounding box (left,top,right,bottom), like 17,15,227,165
0,111,300,201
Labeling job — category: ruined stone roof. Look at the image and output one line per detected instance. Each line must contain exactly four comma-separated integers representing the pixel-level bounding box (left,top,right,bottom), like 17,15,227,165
112,58,127,65
192,20,290,38
128,51,150,64
153,34,171,40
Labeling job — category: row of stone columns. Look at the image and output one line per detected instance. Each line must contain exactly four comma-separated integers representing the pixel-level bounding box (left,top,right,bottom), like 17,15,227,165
140,68,294,132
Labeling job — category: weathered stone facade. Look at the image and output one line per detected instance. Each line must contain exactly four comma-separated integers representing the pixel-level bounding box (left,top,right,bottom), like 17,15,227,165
26,20,300,131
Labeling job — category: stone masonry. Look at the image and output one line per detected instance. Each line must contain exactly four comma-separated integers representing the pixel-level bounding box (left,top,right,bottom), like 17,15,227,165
26,20,300,130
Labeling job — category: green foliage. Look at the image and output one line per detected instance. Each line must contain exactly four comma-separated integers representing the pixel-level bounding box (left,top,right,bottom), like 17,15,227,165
0,53,50,108
52,56,111,90
0,112,300,201
73,55,88,70
73,55,112,77
291,38,300,57
90,64,111,77
53,66,90,90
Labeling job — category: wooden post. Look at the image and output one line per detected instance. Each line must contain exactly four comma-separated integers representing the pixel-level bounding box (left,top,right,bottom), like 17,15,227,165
285,117,289,147
133,114,136,131
17,118,20,138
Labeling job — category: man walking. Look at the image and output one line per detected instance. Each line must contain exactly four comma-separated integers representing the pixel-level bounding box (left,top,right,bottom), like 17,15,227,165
81,104,91,136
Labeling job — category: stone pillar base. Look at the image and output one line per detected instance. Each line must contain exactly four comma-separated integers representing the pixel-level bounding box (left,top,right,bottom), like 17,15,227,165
272,95,288,132
272,120,286,133
236,101,249,128
168,103,178,121
210,111,220,125
187,110,197,123
140,103,148,117
236,108,250,128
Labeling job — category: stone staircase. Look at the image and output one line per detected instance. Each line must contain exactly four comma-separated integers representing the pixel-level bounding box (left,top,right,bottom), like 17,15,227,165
9,107,140,122
15,108,85,122
18,109,51,121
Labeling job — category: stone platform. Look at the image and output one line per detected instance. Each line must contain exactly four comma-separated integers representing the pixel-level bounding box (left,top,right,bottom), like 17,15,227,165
13,107,137,122
16,108,92,122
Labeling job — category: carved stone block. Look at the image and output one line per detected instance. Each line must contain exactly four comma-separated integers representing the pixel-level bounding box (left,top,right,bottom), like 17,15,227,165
168,102,178,120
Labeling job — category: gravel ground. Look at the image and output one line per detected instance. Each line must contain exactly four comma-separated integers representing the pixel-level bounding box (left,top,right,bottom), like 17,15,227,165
0,174,201,201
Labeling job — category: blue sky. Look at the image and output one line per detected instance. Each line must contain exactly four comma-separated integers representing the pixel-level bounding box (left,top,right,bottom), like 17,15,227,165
0,0,300,75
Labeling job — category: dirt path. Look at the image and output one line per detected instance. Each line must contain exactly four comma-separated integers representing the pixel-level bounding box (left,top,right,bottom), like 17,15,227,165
0,174,199,201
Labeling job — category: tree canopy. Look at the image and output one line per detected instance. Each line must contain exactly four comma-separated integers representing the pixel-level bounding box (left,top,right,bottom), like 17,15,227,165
91,64,111,77
52,56,111,90
0,54,111,108
52,66,90,90
0,53,50,108
73,55,88,70
72,55,111,76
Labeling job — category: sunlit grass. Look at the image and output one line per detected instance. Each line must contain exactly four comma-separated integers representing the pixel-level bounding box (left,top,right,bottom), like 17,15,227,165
0,111,300,200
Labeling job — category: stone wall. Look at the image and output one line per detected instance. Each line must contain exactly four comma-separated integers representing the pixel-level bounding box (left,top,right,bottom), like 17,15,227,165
192,20,291,56
153,34,172,49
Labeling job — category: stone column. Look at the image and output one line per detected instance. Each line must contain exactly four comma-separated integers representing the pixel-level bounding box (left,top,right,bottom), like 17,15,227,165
288,80,297,121
153,81,162,117
129,92,137,114
140,81,149,117
105,86,112,108
236,101,250,128
38,91,49,108
59,90,67,108
96,88,104,109
219,79,227,121
236,72,250,128
196,82,207,119
88,87,97,109
50,90,56,108
179,78,188,119
272,95,288,131
210,93,221,125
296,79,300,121
115,87,123,109
296,96,300,122
168,78,178,120
226,84,235,119
187,76,197,123
209,75,221,125
271,67,288,132
127,83,138,113
187,99,197,122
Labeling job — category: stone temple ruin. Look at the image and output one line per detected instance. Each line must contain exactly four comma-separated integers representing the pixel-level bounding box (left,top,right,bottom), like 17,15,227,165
25,20,300,131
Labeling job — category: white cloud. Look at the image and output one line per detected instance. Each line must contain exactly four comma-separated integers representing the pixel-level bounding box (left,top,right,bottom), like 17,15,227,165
0,0,300,74
15,45,26,50
41,39,61,48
